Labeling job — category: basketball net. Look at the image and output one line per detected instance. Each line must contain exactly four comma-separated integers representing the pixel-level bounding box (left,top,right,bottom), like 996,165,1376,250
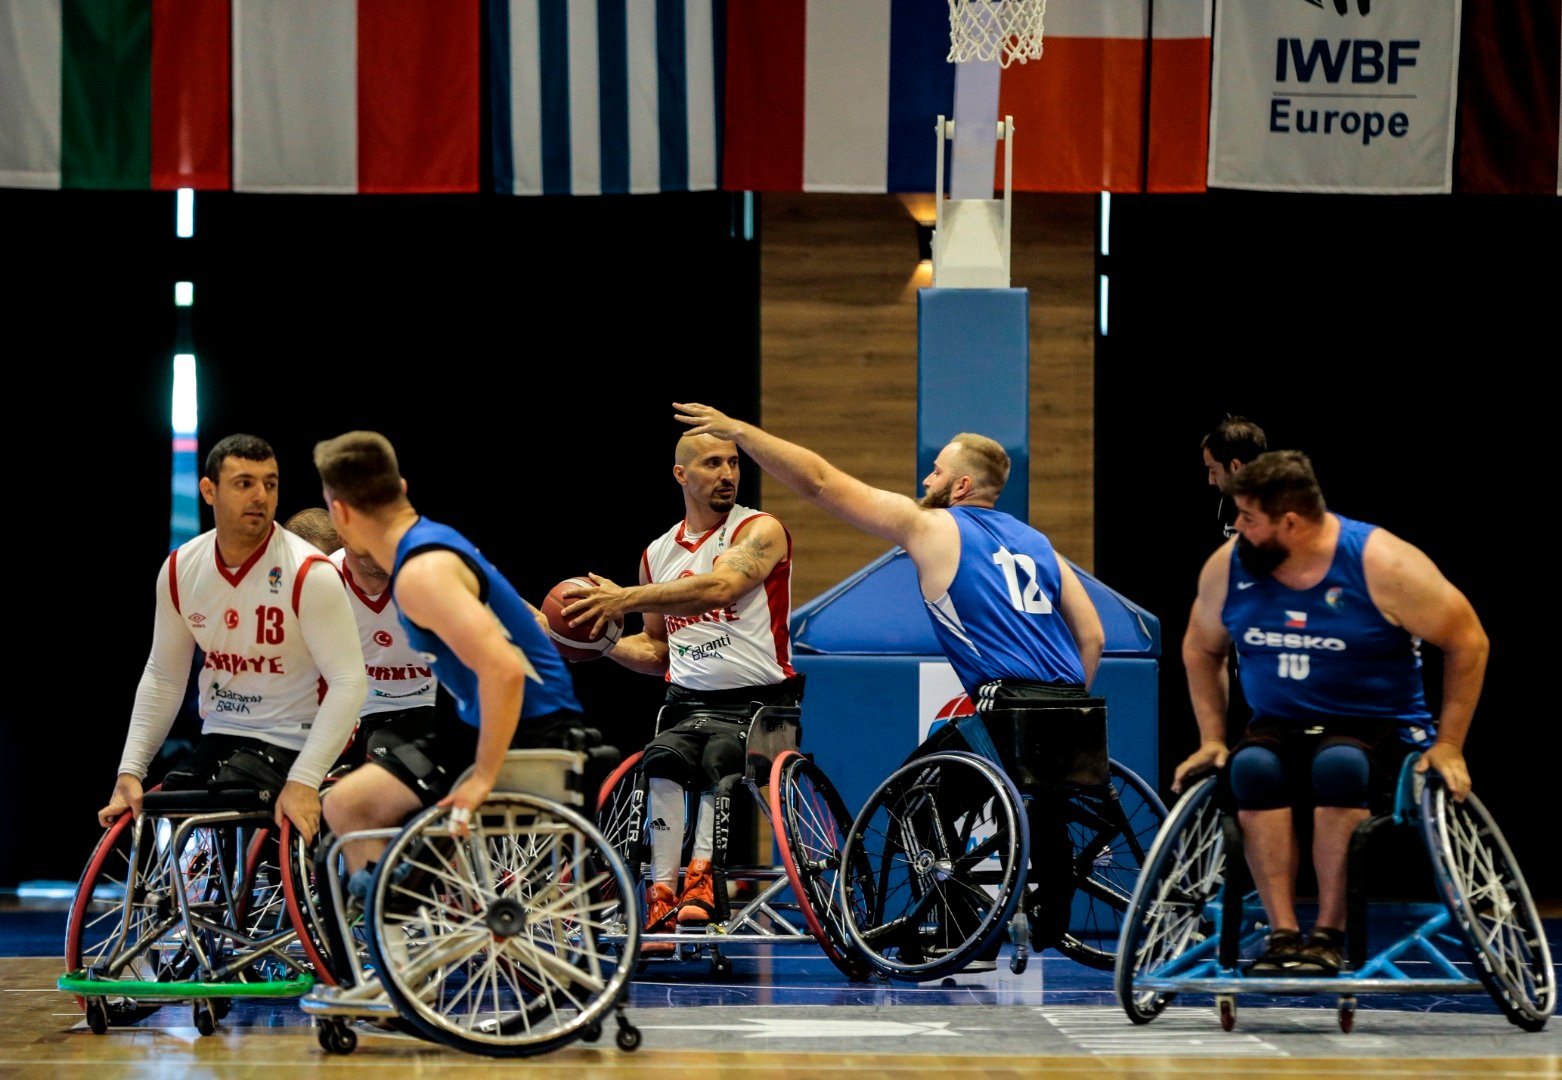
947,0,1047,68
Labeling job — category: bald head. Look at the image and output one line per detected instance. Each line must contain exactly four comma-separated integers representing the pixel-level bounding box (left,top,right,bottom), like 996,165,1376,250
676,432,737,467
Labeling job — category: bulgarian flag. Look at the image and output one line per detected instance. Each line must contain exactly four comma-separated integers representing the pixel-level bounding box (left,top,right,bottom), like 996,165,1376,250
0,0,479,193
0,0,227,190
721,0,1210,195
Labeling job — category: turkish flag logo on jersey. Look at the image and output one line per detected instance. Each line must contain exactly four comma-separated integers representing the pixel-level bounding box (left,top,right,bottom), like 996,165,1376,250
224,609,240,629
373,630,394,648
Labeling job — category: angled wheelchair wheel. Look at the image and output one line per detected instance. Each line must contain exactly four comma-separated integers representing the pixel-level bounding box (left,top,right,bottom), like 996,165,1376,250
1421,780,1555,1031
840,750,1028,981
770,750,874,981
278,821,365,987
1049,759,1169,970
1114,772,1227,1024
64,813,177,1023
367,793,638,1056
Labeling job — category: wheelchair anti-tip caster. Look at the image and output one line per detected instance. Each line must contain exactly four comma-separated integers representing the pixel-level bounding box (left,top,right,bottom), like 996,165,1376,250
1217,995,1237,1031
615,1012,643,1051
581,1020,603,1043
84,999,108,1035
317,1019,357,1055
1337,995,1356,1033
194,1002,217,1037
1009,909,1030,974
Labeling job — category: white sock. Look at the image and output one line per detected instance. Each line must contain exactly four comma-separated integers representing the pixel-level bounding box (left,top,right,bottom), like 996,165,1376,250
648,778,685,889
692,790,715,862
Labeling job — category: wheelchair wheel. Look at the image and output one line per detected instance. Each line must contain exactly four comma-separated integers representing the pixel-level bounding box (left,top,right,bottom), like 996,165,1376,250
367,793,639,1056
278,820,364,986
63,810,241,1020
840,750,1028,981
1421,781,1555,1031
770,750,874,981
1049,759,1168,970
1114,773,1226,1024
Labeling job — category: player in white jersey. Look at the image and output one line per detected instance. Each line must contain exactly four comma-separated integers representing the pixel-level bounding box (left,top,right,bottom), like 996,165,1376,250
98,435,368,844
561,432,801,949
284,508,441,773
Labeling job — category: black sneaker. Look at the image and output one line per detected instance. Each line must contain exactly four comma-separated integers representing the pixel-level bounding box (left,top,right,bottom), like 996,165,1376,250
1247,928,1308,975
1294,927,1345,976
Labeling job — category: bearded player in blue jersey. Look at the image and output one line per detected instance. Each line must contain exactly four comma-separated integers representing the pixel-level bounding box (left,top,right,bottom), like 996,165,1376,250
1173,450,1488,977
673,402,1107,965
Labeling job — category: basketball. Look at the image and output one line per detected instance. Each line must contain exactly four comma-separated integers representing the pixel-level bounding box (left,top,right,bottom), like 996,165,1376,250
541,577,622,663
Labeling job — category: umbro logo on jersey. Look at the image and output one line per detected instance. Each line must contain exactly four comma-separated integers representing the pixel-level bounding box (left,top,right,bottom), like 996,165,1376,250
1237,581,1256,590
648,817,670,831
189,612,207,625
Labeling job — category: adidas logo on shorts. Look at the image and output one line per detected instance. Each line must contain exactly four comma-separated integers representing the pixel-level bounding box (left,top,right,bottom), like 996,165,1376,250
648,817,670,831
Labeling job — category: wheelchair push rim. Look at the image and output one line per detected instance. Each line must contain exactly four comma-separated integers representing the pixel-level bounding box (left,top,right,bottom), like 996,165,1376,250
367,792,639,1056
770,749,875,981
1421,780,1555,1031
1113,772,1227,1024
840,750,1029,981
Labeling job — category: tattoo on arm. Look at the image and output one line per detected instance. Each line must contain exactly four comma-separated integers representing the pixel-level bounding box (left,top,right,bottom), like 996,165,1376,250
721,537,771,581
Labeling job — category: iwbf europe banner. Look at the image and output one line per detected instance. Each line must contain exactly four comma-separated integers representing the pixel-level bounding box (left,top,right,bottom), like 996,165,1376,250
1207,0,1461,193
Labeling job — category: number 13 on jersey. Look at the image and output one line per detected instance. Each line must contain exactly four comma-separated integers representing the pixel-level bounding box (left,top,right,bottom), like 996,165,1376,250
993,548,1054,614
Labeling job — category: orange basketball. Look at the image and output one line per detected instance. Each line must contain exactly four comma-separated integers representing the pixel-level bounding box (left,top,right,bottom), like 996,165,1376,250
541,577,620,663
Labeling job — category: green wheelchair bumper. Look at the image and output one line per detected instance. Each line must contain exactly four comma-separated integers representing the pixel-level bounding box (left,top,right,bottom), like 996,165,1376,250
58,969,315,998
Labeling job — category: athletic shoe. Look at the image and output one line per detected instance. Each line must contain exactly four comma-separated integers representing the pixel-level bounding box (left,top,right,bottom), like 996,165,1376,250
1294,926,1345,976
1247,928,1308,975
641,882,678,956
675,859,718,927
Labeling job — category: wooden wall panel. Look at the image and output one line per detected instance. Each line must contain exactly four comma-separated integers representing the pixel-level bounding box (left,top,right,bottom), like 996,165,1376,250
759,192,1097,604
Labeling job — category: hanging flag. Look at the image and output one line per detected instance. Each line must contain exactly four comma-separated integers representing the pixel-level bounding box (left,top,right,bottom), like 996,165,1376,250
1000,0,1211,193
1454,1,1561,195
1208,0,1463,193
0,0,229,191
489,0,722,196
722,0,1209,194
234,0,479,193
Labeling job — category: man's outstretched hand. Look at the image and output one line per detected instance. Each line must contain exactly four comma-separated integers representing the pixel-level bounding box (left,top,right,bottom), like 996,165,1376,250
674,402,745,441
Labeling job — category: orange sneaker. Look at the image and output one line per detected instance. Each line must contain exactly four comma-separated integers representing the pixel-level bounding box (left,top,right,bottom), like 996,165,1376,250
676,859,718,927
641,882,677,956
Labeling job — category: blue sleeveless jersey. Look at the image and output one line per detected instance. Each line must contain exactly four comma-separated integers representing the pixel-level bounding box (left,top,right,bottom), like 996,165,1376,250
391,517,581,729
1223,513,1432,744
923,506,1087,694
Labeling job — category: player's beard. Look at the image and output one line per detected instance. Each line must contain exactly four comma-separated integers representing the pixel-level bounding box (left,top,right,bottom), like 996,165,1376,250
709,488,736,513
1236,535,1288,578
919,481,953,510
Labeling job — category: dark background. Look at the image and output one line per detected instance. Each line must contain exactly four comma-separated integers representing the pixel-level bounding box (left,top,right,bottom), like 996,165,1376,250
3,186,1558,903
1095,190,1562,897
2,187,761,886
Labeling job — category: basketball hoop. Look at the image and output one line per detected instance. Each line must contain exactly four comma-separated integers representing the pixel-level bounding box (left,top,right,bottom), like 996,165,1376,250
947,0,1047,68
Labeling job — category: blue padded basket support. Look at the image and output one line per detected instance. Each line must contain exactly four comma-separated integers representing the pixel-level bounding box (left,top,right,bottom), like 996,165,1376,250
917,287,1030,523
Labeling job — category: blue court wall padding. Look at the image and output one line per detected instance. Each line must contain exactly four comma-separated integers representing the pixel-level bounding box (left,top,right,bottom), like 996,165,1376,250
790,548,1160,659
918,287,1030,523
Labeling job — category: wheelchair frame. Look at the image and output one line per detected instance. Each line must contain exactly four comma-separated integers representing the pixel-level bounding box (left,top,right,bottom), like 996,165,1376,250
298,748,644,1056
59,788,316,1036
594,703,870,980
1114,755,1555,1032
838,704,1167,982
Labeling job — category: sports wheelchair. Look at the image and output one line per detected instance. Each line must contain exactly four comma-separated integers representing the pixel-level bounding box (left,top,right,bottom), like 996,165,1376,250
60,784,316,1035
595,701,870,979
298,747,643,1056
1114,754,1555,1032
837,695,1168,980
